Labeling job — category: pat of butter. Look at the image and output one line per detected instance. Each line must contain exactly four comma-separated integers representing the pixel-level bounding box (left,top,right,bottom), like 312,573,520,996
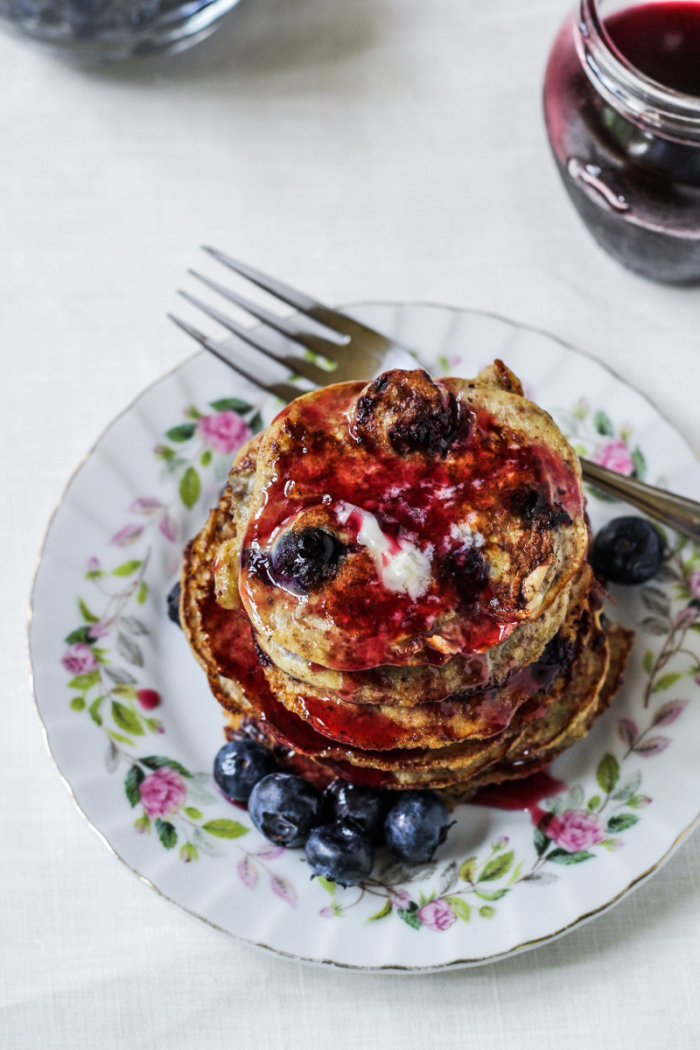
336,502,432,600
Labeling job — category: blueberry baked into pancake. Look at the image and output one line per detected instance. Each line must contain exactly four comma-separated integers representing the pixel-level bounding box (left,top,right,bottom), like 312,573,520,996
181,363,633,798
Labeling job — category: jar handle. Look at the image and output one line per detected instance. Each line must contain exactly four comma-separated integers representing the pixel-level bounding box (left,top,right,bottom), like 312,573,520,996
567,158,631,213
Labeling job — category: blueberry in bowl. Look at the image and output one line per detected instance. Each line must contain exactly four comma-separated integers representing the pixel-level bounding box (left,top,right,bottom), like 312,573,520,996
249,773,322,848
384,790,452,865
323,780,388,842
305,822,375,886
590,516,664,585
213,739,277,804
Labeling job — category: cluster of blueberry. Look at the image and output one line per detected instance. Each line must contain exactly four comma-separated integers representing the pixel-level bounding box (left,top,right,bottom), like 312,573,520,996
213,740,452,887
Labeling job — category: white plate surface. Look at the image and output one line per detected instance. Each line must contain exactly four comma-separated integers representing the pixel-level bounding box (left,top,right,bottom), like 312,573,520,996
29,303,700,971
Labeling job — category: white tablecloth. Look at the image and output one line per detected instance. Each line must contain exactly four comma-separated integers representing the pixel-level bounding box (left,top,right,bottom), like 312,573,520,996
2,1,700,1045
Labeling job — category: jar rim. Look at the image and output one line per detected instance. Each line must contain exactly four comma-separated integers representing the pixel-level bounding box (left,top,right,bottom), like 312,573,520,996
577,0,700,143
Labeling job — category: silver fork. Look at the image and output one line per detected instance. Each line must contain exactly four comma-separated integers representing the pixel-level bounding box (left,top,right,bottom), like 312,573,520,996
169,248,700,542
169,247,412,403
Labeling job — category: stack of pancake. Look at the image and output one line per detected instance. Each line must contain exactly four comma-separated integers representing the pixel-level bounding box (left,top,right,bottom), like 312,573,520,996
182,363,632,796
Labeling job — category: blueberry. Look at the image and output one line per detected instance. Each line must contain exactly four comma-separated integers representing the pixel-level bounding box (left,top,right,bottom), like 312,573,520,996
213,740,277,804
590,516,664,585
442,546,489,605
323,780,388,842
305,822,374,886
517,488,572,530
384,791,451,865
167,580,182,628
269,527,345,593
248,773,322,848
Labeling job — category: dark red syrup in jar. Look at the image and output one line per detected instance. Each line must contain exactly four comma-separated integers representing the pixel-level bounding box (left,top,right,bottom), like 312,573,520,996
544,1,700,283
606,2,700,95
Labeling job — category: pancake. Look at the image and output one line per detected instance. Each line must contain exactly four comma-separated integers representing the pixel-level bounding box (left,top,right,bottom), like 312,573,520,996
209,435,261,616
253,588,572,705
439,621,633,799
261,572,596,750
216,607,610,777
219,625,631,793
223,364,588,672
213,418,581,705
181,443,260,703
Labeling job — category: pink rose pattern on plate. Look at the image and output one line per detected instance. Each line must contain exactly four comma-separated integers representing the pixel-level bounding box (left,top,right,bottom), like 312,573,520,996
561,399,646,484
139,767,187,819
546,810,606,853
62,643,98,676
418,898,458,931
592,437,635,476
59,392,698,927
199,410,252,455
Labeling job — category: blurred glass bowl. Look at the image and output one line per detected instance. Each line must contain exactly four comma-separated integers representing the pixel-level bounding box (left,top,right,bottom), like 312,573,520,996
0,0,242,60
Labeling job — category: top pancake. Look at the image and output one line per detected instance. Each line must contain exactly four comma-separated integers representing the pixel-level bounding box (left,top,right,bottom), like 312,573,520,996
212,434,577,704
223,362,587,672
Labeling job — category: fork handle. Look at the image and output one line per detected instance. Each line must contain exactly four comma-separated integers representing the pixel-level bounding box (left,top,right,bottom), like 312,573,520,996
581,457,700,542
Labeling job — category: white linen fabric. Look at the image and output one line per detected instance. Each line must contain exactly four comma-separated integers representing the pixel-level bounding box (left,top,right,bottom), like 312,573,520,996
1,0,699,1046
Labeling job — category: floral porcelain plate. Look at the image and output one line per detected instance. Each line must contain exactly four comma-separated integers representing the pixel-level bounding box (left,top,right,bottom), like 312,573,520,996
29,303,700,971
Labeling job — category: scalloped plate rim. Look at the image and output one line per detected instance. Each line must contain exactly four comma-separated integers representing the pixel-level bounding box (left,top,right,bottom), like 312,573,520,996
27,300,700,972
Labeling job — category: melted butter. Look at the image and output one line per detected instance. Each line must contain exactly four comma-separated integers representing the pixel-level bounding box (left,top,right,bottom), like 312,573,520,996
336,501,433,600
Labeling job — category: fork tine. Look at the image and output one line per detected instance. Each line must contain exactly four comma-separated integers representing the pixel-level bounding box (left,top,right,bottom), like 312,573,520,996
177,290,332,386
202,247,363,341
187,269,348,365
167,314,301,404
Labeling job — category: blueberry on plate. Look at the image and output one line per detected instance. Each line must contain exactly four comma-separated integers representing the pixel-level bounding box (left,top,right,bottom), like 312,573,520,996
249,773,322,848
590,516,664,585
305,822,374,886
166,580,182,628
384,790,451,865
323,780,388,842
213,740,277,804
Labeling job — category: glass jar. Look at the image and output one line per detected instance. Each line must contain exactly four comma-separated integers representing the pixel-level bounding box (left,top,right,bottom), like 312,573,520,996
544,0,700,284
0,0,241,60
